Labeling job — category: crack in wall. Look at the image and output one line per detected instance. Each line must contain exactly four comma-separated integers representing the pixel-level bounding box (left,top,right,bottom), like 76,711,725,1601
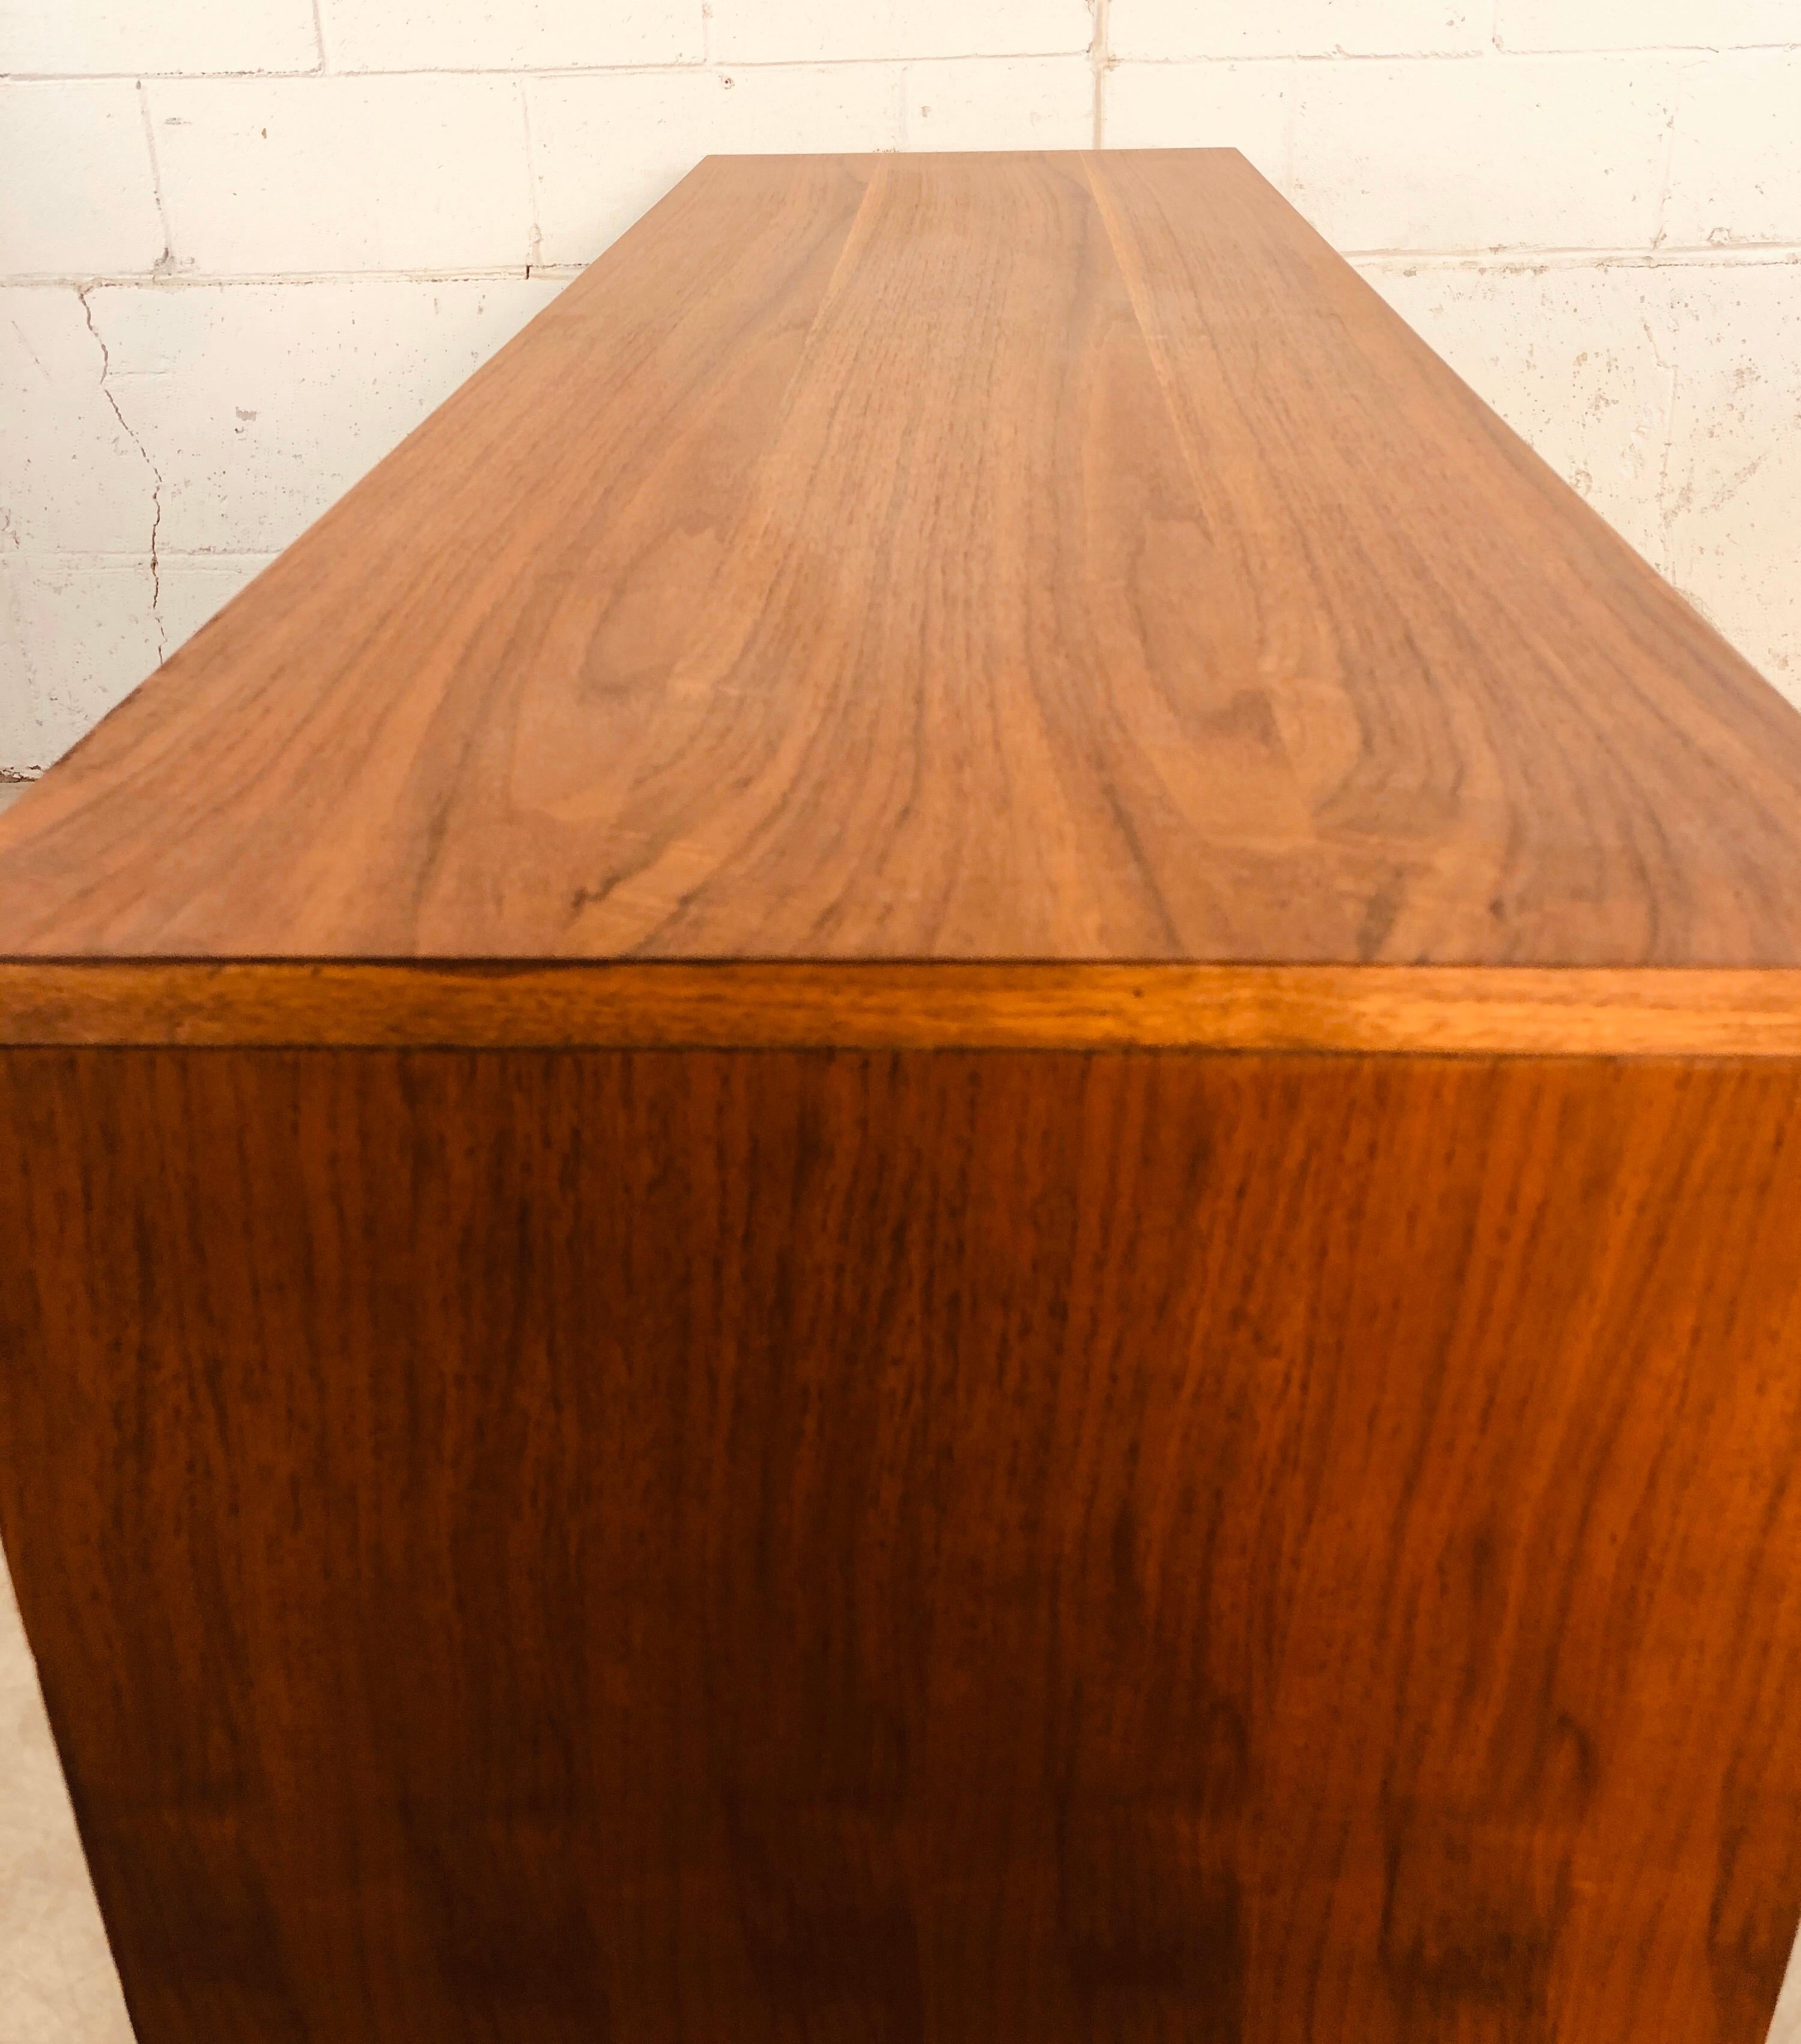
77,285,167,666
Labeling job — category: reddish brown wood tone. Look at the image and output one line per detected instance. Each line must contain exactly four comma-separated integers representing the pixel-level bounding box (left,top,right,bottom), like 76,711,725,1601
4,151,1801,2044
1,152,1800,966
2,1049,1800,2043
2,958,1801,1058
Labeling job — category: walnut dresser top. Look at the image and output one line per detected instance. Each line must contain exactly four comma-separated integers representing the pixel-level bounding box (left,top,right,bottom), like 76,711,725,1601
3,149,1800,1055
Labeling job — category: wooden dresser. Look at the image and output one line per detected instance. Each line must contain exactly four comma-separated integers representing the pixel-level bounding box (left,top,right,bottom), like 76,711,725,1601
3,150,1801,2043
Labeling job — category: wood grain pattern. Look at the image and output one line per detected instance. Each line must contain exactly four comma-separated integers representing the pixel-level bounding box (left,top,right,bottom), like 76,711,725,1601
1,151,1799,966
2,959,1801,1055
4,1048,1800,2043
4,148,1801,2044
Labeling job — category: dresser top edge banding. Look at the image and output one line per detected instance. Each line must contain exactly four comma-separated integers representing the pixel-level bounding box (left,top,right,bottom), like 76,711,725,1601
2,960,1799,1055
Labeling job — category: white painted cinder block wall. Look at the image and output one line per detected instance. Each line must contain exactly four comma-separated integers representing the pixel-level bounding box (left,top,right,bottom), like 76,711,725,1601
1,0,1799,783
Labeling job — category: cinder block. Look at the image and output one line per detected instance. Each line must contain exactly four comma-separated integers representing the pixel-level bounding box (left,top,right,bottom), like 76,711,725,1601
323,0,702,73
0,557,160,773
0,82,165,276
1497,0,1801,50
1103,60,1294,184
1663,258,1801,705
530,67,906,267
1109,0,1485,59
711,0,1092,64
1664,52,1801,248
905,55,1093,150
1362,258,1681,568
0,286,157,551
1292,56,1680,252
711,0,887,61
160,553,279,652
0,0,318,76
82,276,566,554
0,601,35,778
150,76,532,275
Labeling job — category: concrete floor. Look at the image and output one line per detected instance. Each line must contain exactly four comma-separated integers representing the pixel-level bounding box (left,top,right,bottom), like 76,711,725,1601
0,771,1798,2042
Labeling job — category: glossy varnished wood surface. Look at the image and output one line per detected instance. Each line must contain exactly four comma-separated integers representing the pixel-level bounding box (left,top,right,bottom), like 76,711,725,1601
3,1049,1800,2043
2,151,1801,968
4,145,1801,2044
4,959,1801,1055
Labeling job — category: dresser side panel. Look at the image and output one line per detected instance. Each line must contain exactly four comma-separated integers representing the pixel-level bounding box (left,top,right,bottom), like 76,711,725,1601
2,1046,1799,2041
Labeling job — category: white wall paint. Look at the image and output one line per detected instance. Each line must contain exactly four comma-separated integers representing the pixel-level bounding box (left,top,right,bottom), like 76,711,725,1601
2,1,1799,778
